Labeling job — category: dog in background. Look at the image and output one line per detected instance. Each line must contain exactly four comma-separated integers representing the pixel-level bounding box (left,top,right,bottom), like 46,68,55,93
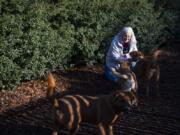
133,48,172,96
47,73,138,135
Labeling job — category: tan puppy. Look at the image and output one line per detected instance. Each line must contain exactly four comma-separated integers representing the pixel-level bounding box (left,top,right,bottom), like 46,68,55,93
133,48,172,96
47,73,138,135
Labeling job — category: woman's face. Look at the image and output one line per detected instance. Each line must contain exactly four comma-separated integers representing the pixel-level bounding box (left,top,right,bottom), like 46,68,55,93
123,32,132,43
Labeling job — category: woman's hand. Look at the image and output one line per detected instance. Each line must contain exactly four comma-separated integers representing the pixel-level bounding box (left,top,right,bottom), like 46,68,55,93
120,74,128,80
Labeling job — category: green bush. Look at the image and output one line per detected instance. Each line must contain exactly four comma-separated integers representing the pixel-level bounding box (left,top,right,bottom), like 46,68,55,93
0,56,22,90
127,0,178,51
0,0,74,89
0,0,178,89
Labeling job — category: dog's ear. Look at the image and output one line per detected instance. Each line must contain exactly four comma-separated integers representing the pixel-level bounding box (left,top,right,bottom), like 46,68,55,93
112,91,128,104
113,91,138,107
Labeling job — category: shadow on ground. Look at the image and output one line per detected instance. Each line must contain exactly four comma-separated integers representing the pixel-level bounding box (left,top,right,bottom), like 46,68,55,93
0,48,180,135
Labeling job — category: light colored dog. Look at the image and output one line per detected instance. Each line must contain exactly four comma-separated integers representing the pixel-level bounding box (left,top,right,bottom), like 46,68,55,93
47,73,138,135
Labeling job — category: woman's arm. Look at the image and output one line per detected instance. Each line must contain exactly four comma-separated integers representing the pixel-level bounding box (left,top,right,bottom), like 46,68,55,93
110,39,131,62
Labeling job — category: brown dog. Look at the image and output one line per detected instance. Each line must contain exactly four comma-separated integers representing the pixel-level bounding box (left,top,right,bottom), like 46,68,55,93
133,48,172,96
111,61,138,93
47,73,138,135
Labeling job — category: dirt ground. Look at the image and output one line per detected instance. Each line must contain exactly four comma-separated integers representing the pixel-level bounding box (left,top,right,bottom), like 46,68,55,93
0,45,180,135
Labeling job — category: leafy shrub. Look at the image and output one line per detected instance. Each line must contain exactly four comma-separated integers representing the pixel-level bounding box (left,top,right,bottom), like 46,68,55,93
127,0,178,52
0,56,22,89
0,0,178,89
0,0,74,89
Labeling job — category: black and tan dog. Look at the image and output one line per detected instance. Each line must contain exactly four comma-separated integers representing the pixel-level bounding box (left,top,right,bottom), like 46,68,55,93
47,73,138,135
132,48,172,96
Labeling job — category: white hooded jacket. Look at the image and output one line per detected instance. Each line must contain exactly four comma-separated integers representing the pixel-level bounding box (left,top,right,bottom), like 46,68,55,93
106,27,138,69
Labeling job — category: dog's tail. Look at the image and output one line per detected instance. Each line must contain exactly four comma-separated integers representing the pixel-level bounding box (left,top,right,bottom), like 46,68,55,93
47,73,56,98
47,73,59,107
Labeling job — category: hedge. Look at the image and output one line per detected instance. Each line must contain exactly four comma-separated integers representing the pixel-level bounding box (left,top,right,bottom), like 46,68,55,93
0,0,178,89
